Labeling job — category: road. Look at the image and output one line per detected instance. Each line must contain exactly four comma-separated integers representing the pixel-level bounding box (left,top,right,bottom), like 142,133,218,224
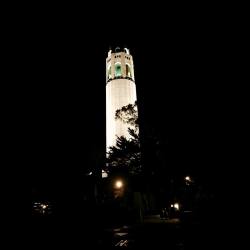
94,215,217,249
32,214,217,249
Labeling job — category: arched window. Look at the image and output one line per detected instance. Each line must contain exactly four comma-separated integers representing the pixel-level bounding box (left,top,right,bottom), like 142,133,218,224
126,64,131,77
115,63,122,77
107,65,111,79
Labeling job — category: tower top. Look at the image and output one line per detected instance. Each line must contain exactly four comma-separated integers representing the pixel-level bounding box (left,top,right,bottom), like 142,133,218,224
106,46,134,82
108,47,130,56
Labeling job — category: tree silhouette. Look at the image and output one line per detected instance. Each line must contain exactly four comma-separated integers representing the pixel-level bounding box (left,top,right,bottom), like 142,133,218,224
107,102,141,175
115,101,139,131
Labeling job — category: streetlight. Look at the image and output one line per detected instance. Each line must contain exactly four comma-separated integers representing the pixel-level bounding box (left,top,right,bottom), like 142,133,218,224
185,176,193,186
41,204,47,209
40,204,48,214
113,180,124,198
114,180,123,189
170,203,180,210
173,203,180,210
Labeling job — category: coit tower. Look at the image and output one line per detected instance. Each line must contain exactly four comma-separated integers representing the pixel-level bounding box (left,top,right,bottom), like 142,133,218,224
106,47,137,153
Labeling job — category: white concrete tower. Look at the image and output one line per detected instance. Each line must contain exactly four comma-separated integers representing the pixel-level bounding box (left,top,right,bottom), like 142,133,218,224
106,47,137,153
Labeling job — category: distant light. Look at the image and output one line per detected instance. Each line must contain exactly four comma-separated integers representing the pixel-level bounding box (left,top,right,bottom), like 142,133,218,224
174,203,179,210
41,204,47,209
171,204,174,207
87,172,92,176
102,170,108,178
185,176,191,181
115,180,123,189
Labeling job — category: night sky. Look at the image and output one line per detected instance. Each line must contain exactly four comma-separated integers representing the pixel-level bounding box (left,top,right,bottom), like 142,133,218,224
31,11,229,199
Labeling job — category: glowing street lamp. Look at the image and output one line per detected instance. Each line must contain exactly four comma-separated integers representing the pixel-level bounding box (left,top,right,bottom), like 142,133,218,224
185,175,193,186
41,204,47,209
40,204,48,214
114,180,123,189
170,202,180,211
173,203,180,210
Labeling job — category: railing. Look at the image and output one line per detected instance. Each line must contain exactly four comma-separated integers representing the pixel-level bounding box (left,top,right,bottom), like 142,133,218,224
107,76,134,83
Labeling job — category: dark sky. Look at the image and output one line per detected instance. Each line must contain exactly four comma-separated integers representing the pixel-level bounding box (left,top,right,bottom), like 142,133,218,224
31,11,229,196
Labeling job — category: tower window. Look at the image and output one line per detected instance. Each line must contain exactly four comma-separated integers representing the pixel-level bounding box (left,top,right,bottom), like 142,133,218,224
107,65,111,79
115,63,122,77
126,64,131,77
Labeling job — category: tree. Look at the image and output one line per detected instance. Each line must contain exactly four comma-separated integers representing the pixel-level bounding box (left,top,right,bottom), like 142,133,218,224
107,102,141,175
115,101,139,131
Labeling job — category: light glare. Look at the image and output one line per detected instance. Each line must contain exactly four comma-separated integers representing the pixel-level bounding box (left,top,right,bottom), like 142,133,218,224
174,203,179,210
115,180,123,188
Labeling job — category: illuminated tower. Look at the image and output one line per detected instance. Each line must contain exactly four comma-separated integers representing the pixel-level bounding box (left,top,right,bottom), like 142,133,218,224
106,47,137,153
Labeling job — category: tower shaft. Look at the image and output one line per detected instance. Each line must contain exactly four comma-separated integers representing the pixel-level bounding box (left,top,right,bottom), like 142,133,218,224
106,48,137,153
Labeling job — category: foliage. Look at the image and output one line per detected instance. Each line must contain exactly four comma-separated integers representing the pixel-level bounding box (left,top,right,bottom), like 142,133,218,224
107,102,141,175
115,101,139,132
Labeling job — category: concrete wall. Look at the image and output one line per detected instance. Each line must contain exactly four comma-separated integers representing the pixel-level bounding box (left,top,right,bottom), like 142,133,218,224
106,78,137,150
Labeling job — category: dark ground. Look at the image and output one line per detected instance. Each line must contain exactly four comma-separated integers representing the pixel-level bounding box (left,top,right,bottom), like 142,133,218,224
31,210,220,249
